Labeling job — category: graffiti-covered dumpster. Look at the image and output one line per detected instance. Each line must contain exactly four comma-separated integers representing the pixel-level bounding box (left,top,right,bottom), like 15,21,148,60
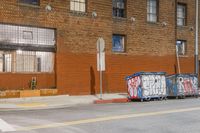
125,72,167,101
166,74,199,98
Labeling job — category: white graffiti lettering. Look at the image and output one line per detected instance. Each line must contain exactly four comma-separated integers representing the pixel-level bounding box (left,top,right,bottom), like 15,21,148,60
177,76,198,95
142,75,166,97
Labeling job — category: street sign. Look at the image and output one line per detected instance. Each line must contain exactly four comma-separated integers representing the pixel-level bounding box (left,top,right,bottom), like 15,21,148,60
97,37,105,71
96,37,105,99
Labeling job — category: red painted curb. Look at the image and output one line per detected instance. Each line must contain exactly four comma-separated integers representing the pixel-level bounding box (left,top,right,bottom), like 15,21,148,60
94,99,113,104
112,98,129,103
94,98,129,104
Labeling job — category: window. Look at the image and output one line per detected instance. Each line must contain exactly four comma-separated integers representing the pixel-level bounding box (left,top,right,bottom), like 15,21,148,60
0,50,54,73
177,4,186,26
112,34,125,52
113,0,126,18
0,24,55,73
0,52,12,72
176,40,186,55
19,0,39,5
70,0,86,12
147,0,158,22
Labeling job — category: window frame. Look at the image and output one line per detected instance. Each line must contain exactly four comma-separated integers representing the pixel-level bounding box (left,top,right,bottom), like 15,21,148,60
70,0,87,13
112,34,125,53
177,3,187,26
19,0,40,6
176,40,187,56
147,0,159,23
112,0,127,18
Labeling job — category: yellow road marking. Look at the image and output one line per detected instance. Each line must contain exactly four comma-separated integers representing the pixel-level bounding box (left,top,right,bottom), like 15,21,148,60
16,106,200,131
17,103,47,108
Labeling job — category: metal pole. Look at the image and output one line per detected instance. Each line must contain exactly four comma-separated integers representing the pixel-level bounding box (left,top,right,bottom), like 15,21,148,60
195,0,199,76
176,45,181,74
98,42,103,100
100,67,103,99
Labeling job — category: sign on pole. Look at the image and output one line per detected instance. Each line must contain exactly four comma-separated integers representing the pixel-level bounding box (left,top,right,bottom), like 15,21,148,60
97,37,105,71
96,37,105,99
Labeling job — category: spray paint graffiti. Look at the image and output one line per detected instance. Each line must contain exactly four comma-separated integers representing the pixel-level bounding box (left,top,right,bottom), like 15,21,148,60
142,75,166,97
126,72,167,100
127,76,141,98
166,74,198,97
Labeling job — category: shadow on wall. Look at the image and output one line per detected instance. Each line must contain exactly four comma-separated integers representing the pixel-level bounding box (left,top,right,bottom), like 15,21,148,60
90,66,96,95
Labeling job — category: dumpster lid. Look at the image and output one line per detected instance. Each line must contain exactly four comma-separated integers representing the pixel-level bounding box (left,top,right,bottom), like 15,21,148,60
125,72,166,80
167,73,198,78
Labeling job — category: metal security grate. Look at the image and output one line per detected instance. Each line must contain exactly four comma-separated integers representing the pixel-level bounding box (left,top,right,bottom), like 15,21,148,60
0,24,55,73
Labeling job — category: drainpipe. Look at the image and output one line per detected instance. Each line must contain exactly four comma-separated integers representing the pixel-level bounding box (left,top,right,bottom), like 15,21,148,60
195,0,199,76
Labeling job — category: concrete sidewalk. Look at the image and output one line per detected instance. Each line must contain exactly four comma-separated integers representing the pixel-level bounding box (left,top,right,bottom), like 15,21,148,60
0,93,128,111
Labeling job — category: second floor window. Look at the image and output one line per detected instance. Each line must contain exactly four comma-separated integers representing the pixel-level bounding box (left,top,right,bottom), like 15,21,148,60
177,4,186,26
147,0,158,22
113,0,126,18
19,0,39,5
70,0,86,12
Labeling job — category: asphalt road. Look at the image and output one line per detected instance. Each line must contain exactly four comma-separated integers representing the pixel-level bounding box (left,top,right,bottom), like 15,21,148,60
1,98,200,133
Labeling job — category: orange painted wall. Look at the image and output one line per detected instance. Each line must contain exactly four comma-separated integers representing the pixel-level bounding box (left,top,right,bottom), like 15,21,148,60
0,73,55,90
56,53,194,95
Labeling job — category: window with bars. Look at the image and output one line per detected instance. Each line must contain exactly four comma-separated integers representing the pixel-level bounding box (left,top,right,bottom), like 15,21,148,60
70,0,86,12
177,3,186,26
19,0,40,5
176,40,186,55
0,50,54,73
0,24,55,73
113,0,126,18
147,0,158,22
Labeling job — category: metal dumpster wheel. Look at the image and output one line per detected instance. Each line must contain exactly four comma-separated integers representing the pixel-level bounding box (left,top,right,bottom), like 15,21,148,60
146,97,151,101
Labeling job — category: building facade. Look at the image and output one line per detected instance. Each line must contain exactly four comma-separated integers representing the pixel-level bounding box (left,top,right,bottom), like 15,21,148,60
0,0,198,95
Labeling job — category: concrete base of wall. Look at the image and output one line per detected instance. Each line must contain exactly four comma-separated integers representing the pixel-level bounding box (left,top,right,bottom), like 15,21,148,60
0,89,58,98
20,90,40,98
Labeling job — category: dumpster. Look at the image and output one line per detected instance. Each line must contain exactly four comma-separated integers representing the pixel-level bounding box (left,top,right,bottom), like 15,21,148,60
125,72,167,101
166,74,199,98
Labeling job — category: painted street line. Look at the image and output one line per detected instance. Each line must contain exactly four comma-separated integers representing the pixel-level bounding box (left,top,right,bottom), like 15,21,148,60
16,106,200,132
17,103,47,108
0,119,16,132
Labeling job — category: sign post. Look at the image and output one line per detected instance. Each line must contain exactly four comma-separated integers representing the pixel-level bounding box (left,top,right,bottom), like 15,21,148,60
97,37,105,99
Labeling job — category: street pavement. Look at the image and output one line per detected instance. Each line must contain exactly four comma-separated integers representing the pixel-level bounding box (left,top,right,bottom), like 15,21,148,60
0,97,200,133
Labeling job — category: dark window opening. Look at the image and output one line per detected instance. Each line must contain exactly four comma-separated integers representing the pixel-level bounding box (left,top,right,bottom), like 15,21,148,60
113,0,126,18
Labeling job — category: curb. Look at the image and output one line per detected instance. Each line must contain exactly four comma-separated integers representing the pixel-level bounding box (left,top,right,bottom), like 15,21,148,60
94,98,129,104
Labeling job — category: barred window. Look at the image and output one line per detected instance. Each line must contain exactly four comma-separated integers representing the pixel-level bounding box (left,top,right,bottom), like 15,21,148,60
19,0,39,5
147,0,158,22
0,24,55,73
0,50,54,73
177,4,186,26
113,0,126,18
70,0,86,12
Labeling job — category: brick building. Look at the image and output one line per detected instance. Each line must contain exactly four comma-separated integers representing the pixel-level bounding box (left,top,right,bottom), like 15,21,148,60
0,0,198,95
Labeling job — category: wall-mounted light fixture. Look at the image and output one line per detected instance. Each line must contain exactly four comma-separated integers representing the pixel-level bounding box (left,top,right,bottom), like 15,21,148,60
92,10,97,18
45,3,52,11
130,17,136,22
189,26,194,31
161,22,167,27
